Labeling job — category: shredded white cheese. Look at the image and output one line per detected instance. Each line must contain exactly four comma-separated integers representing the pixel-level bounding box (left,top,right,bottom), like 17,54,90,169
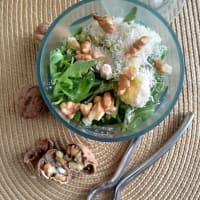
85,17,163,75
134,68,155,108
82,17,164,109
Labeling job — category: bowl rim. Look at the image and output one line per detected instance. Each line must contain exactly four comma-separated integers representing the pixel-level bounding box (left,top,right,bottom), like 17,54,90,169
36,0,184,142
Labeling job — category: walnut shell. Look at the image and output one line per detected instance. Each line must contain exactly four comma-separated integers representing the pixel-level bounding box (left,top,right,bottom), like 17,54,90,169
24,139,54,169
24,140,97,185
17,85,46,118
34,22,51,44
66,143,97,174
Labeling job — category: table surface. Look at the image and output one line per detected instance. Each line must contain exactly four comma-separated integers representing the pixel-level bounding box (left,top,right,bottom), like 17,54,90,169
0,0,199,200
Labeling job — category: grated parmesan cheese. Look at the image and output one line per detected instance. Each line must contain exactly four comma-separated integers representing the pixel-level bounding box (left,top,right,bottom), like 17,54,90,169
84,17,163,75
82,17,165,108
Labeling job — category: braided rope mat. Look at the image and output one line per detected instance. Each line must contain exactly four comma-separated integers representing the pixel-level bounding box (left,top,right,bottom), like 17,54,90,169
0,0,199,199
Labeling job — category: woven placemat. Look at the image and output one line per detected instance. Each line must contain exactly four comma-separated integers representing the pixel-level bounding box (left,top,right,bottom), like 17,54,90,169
0,0,199,200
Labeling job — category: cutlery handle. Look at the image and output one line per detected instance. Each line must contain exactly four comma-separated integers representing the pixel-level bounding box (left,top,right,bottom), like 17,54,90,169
114,111,194,200
110,137,142,183
87,137,142,200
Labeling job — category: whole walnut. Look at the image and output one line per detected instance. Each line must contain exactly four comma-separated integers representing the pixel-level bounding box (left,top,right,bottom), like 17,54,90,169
17,85,46,118
34,22,51,44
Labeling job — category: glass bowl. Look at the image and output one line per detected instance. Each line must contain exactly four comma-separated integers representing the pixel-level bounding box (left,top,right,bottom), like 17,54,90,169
37,0,184,142
138,0,186,23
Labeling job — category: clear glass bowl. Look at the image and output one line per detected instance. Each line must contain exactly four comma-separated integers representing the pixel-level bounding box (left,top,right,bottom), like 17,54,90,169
37,0,184,142
138,0,186,22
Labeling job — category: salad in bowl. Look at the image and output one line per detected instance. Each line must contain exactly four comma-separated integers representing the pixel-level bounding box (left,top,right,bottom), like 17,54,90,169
37,0,183,141
49,8,171,131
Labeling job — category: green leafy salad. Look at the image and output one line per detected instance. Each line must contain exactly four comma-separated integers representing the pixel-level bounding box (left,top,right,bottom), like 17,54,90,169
49,8,172,131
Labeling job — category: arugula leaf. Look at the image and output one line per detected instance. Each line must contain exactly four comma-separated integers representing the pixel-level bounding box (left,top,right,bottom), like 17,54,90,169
60,40,76,61
120,72,165,131
160,47,167,61
73,111,82,122
95,80,117,94
53,78,73,97
123,7,137,23
121,102,155,131
74,26,85,42
151,73,165,102
84,80,118,103
88,34,104,46
57,60,95,83
51,72,62,85
65,60,96,78
118,103,132,130
53,62,100,102
74,26,83,37
60,76,100,102
50,48,64,77
50,48,64,65
52,96,67,105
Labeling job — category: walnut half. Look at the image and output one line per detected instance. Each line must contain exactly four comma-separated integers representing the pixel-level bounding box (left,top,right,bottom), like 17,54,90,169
66,143,97,174
126,36,149,57
154,60,172,74
92,14,115,33
38,149,71,184
60,101,80,120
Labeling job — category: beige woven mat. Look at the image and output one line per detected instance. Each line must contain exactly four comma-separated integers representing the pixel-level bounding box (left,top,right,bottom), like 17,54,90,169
0,0,199,200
